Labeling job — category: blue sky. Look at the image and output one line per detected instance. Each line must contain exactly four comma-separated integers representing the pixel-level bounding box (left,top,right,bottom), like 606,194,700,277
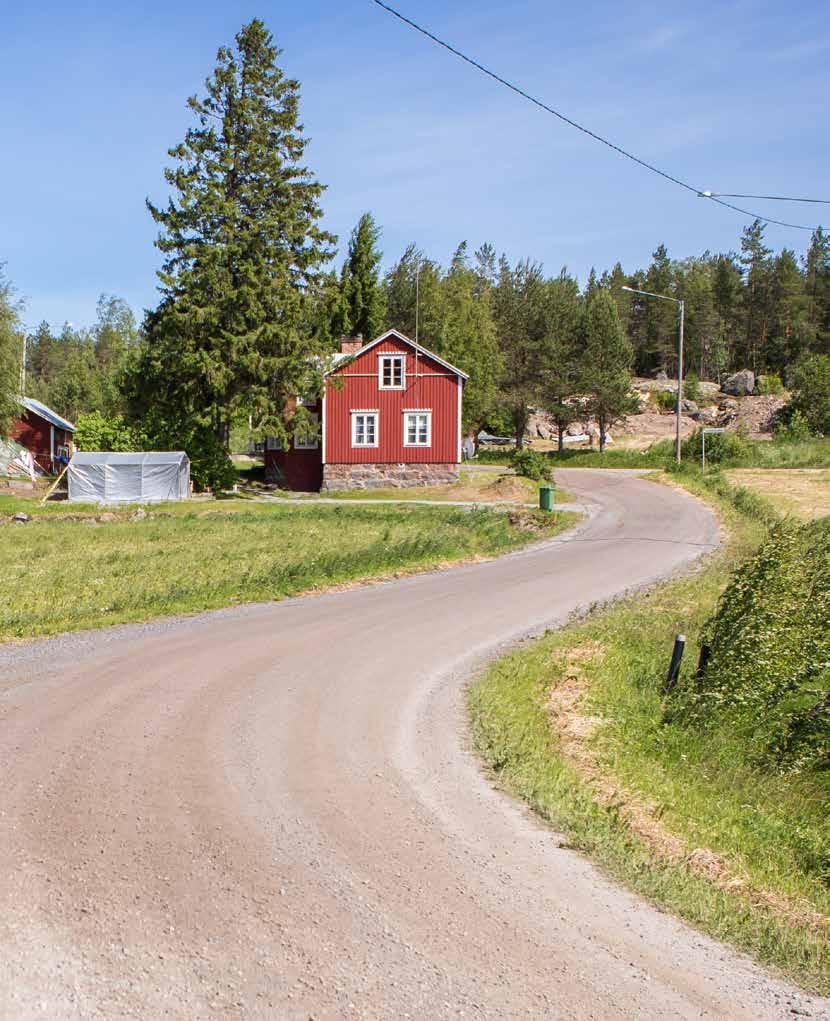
3,0,828,331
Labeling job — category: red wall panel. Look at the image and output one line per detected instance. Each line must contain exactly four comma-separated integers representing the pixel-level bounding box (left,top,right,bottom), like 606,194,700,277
325,335,461,464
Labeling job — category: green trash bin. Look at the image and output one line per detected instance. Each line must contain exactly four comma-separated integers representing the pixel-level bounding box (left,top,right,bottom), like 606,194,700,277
539,483,554,512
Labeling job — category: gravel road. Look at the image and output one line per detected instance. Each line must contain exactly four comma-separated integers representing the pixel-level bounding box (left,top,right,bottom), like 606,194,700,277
1,469,826,1019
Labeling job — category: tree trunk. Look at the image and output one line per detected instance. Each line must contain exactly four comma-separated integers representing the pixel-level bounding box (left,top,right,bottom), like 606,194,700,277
557,423,564,453
598,415,606,454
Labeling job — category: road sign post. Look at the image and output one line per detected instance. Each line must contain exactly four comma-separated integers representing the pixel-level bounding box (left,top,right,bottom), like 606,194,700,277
701,427,726,473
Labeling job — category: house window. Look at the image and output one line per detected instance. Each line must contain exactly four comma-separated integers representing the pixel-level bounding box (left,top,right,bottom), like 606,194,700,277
404,411,431,447
294,412,319,450
378,354,405,389
351,411,379,447
265,436,282,451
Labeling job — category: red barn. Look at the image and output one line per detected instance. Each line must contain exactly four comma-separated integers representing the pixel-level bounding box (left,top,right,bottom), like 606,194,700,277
265,329,468,491
8,398,75,473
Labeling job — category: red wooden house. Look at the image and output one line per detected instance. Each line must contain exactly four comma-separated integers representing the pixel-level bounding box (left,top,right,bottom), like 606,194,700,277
8,397,75,473
265,329,468,491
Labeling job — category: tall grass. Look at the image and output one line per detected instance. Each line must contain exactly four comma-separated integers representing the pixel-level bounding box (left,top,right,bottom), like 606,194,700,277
0,503,575,642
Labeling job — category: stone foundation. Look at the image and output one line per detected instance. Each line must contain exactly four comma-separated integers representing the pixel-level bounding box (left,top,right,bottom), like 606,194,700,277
321,462,460,491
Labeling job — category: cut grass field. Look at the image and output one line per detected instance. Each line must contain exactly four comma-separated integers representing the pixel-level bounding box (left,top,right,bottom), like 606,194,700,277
0,501,577,643
726,468,830,520
469,472,829,995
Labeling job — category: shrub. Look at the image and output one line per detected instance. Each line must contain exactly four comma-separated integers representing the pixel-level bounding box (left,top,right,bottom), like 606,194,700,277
684,371,703,403
681,428,750,466
758,373,784,395
511,447,550,481
789,354,830,436
653,389,677,413
677,520,830,774
774,409,812,443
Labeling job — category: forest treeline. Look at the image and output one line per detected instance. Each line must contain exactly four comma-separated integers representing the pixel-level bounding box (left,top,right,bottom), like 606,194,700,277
2,18,829,484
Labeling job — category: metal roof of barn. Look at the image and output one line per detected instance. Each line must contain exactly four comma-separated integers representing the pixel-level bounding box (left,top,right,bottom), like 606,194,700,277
70,451,188,466
20,397,75,432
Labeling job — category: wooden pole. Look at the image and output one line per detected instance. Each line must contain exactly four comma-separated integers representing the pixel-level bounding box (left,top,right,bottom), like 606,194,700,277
39,464,69,506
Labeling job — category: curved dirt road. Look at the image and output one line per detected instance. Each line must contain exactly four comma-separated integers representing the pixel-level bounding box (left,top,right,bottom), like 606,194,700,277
1,470,825,1019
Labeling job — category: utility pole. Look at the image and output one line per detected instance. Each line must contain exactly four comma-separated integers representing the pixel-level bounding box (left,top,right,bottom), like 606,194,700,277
20,332,27,394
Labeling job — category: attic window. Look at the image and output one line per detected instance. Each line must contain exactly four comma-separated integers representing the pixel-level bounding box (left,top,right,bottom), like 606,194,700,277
379,354,405,389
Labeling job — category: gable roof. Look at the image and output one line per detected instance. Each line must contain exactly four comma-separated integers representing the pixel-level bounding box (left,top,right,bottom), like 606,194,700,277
327,329,469,380
20,397,75,432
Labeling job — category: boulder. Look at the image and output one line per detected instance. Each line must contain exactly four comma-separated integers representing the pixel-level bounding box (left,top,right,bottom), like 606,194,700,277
656,370,669,382
721,369,755,397
693,407,720,426
680,399,698,413
129,508,147,522
12,512,30,524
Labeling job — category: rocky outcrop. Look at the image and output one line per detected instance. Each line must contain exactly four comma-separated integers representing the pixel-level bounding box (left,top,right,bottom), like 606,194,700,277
321,463,460,491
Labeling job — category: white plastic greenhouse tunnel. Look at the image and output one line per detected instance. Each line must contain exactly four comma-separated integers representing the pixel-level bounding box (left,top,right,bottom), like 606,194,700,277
67,451,190,504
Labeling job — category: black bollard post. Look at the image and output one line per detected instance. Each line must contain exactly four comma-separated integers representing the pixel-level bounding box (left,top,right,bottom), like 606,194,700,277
696,642,712,689
664,634,686,694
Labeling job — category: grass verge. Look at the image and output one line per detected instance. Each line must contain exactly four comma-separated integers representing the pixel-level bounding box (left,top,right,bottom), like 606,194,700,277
1,502,577,643
468,471,829,995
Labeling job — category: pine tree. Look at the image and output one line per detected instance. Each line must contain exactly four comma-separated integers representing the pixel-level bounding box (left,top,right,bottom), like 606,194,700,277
340,213,386,342
768,250,810,372
643,244,677,374
492,257,554,447
578,289,637,453
804,228,830,356
140,19,335,451
0,267,23,431
383,244,442,343
739,219,773,371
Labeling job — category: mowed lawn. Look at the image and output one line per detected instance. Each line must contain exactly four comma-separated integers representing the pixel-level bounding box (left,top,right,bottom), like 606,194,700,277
1,501,575,642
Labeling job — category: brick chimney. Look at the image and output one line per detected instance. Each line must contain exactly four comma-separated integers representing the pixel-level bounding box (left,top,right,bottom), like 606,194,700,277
339,334,363,355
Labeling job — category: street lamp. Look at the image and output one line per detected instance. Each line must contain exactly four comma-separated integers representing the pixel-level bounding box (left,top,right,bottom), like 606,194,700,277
621,285,685,463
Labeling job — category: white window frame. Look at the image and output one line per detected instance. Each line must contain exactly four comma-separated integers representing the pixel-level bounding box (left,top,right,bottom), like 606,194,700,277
403,410,432,447
351,410,379,448
378,353,406,390
294,412,319,450
265,435,282,451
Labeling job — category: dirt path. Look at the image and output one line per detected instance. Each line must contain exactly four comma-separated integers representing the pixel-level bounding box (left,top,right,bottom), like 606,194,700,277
1,470,825,1019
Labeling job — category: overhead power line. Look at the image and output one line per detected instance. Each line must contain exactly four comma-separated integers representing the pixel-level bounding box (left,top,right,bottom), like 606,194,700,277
699,191,830,205
372,0,821,233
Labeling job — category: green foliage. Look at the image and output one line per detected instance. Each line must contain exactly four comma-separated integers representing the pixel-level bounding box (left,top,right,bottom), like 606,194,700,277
680,521,830,775
0,266,23,433
511,447,549,481
684,371,702,402
681,428,751,466
338,213,386,342
24,296,139,421
775,409,812,442
74,411,138,452
578,289,638,452
140,19,335,452
653,389,677,413
789,354,830,436
758,373,784,395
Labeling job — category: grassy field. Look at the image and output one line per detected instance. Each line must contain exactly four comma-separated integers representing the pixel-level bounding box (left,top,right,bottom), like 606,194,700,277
0,501,577,643
475,436,830,470
726,468,830,520
469,472,829,995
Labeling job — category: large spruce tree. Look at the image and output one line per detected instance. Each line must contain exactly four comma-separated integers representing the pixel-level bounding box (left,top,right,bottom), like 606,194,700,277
339,213,386,342
140,19,335,450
